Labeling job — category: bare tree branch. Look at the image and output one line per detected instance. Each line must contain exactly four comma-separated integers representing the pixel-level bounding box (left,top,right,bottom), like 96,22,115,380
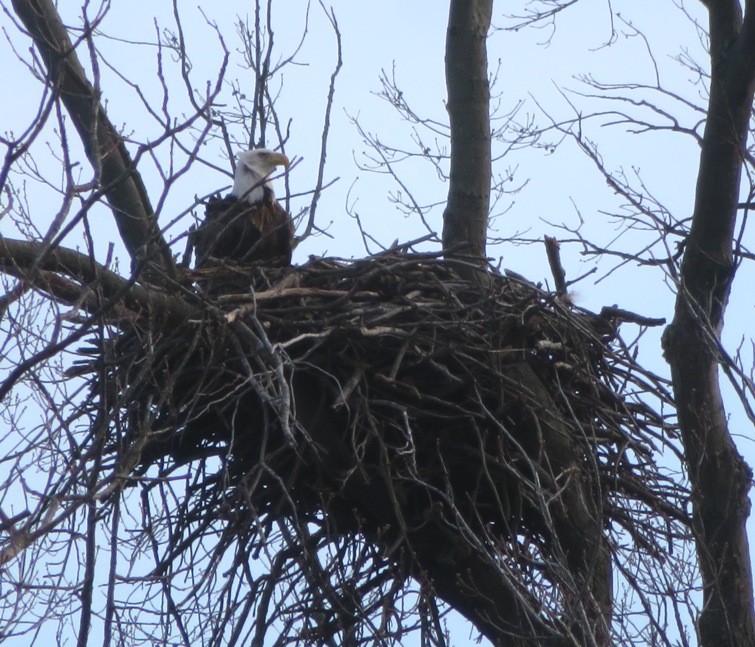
10,0,178,284
662,4,755,646
0,237,194,326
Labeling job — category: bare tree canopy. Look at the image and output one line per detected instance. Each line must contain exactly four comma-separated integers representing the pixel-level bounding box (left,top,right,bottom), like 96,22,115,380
1,1,755,646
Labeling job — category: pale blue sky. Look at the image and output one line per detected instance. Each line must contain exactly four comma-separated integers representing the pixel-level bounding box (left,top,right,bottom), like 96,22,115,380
2,1,751,644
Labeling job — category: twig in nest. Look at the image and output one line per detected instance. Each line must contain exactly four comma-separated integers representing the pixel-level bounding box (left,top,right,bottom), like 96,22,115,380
600,306,666,327
544,235,567,294
333,365,364,410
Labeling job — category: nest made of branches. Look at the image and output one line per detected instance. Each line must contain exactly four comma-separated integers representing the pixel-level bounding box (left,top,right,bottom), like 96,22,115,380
79,251,687,640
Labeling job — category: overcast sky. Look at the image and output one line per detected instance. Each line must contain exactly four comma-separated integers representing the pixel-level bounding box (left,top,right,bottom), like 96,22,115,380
2,1,752,644
9,0,708,310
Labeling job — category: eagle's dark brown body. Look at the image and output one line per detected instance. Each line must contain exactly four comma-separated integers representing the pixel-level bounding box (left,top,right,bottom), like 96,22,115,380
193,187,294,268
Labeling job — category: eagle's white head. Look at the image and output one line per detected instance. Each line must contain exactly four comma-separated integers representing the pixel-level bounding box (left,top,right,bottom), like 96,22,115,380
231,148,291,204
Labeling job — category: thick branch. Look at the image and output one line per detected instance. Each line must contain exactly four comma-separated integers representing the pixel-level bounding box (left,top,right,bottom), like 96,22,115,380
11,0,177,284
706,0,743,63
442,0,492,264
0,237,194,327
663,5,755,646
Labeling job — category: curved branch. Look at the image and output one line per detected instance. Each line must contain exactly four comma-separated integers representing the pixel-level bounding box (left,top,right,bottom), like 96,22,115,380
10,0,177,285
0,237,194,327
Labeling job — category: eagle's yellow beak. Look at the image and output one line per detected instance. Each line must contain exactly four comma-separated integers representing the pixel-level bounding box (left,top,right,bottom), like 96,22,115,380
268,152,290,169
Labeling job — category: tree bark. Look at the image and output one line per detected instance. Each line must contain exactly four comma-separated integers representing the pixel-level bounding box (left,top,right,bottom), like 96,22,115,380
662,3,755,645
442,0,492,265
11,0,177,284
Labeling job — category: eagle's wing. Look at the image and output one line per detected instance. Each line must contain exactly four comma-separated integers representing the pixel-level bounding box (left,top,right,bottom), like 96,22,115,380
251,191,294,266
193,192,293,268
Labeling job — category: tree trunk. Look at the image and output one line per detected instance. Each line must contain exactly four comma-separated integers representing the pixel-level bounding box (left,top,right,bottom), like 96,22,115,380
442,0,492,265
662,4,755,645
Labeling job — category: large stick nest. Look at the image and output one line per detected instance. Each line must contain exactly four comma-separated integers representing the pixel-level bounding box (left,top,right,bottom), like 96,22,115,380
80,251,686,642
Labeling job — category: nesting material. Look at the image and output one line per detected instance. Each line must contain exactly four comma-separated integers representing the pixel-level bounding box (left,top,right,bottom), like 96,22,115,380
84,252,685,625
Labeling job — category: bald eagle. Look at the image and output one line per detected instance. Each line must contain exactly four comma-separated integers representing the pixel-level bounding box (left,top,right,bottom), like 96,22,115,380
193,149,293,268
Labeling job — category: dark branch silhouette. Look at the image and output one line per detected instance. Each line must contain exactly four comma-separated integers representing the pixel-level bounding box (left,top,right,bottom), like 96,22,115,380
11,0,177,284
